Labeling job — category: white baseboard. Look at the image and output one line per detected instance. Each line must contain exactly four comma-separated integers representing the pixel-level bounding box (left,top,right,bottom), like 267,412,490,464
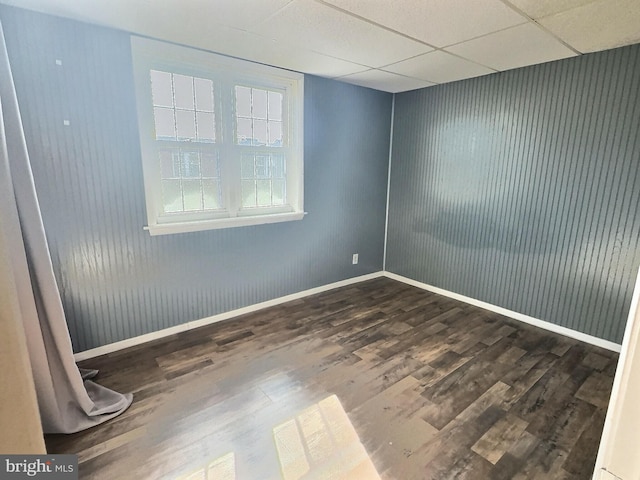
384,272,621,353
73,272,384,362
74,269,621,361
596,469,622,480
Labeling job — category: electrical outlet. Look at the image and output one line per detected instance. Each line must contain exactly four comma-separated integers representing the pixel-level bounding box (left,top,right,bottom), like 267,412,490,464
352,253,359,265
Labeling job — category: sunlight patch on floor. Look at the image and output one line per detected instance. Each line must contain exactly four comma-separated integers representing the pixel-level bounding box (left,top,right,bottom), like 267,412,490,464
179,452,236,480
273,395,381,480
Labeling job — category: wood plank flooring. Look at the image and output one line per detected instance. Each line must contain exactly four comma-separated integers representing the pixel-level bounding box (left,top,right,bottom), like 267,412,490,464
45,278,618,479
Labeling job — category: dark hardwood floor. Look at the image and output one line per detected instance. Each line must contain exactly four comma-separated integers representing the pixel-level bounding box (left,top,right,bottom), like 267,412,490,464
46,278,618,479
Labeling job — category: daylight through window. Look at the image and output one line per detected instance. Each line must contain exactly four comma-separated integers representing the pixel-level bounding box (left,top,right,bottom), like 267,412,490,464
131,37,304,235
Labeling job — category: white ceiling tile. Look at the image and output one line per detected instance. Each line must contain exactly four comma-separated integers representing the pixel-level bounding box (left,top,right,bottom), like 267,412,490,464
446,22,578,71
382,51,496,84
261,50,369,78
172,27,367,78
135,0,296,31
538,0,640,53
319,0,528,47
3,0,365,77
505,0,599,20
0,0,150,32
253,0,432,67
177,0,295,30
0,0,294,31
338,69,435,93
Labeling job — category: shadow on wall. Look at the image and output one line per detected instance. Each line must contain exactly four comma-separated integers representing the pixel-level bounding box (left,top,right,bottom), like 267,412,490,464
410,200,638,341
413,203,557,254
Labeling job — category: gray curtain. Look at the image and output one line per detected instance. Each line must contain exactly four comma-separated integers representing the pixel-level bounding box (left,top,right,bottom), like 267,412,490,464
0,20,132,434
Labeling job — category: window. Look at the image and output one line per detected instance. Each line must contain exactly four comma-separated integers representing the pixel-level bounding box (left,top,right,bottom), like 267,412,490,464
131,37,304,235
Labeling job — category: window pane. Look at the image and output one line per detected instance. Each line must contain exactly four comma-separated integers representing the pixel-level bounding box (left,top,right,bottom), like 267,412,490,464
272,179,285,205
162,179,182,213
176,110,196,140
235,87,285,148
159,150,179,178
253,119,267,146
256,179,271,206
241,154,254,178
154,107,175,140
237,118,252,145
255,155,269,178
268,121,282,146
194,77,214,112
182,180,202,211
201,152,219,178
271,154,285,178
268,91,283,121
202,179,222,209
173,74,194,110
181,151,200,178
150,70,173,107
253,89,267,120
238,153,287,208
196,111,215,142
236,86,251,118
242,180,256,208
160,149,220,214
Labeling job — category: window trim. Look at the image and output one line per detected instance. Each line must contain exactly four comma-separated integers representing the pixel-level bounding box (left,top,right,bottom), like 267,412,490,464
131,36,304,235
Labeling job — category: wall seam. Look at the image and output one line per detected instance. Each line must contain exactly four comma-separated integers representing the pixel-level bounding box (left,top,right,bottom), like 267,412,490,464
382,93,395,271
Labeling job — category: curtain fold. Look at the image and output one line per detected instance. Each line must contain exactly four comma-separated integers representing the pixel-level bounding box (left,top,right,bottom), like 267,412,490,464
0,20,132,434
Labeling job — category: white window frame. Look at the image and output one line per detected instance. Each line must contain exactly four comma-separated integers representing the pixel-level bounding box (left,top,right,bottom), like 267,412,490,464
131,36,304,235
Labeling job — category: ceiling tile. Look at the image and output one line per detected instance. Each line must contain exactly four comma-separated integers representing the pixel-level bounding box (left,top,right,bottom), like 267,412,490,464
505,0,599,19
258,49,368,78
339,69,435,93
168,27,367,78
1,0,366,78
382,51,496,84
0,0,294,31
446,22,578,71
0,0,150,32
320,0,527,47
13,0,362,78
178,0,295,30
538,0,640,53
253,0,432,67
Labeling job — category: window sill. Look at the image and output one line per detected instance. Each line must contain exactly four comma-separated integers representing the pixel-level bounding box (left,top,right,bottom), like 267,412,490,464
144,211,305,236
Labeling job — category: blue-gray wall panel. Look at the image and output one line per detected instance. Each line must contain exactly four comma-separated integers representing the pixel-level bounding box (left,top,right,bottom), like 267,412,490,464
2,6,391,352
387,45,640,344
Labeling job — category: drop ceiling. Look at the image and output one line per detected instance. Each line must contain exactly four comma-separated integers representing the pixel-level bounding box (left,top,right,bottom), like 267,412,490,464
2,0,640,92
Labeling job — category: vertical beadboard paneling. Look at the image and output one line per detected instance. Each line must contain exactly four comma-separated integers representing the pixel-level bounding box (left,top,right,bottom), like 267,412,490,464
388,44,640,344
1,6,391,352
